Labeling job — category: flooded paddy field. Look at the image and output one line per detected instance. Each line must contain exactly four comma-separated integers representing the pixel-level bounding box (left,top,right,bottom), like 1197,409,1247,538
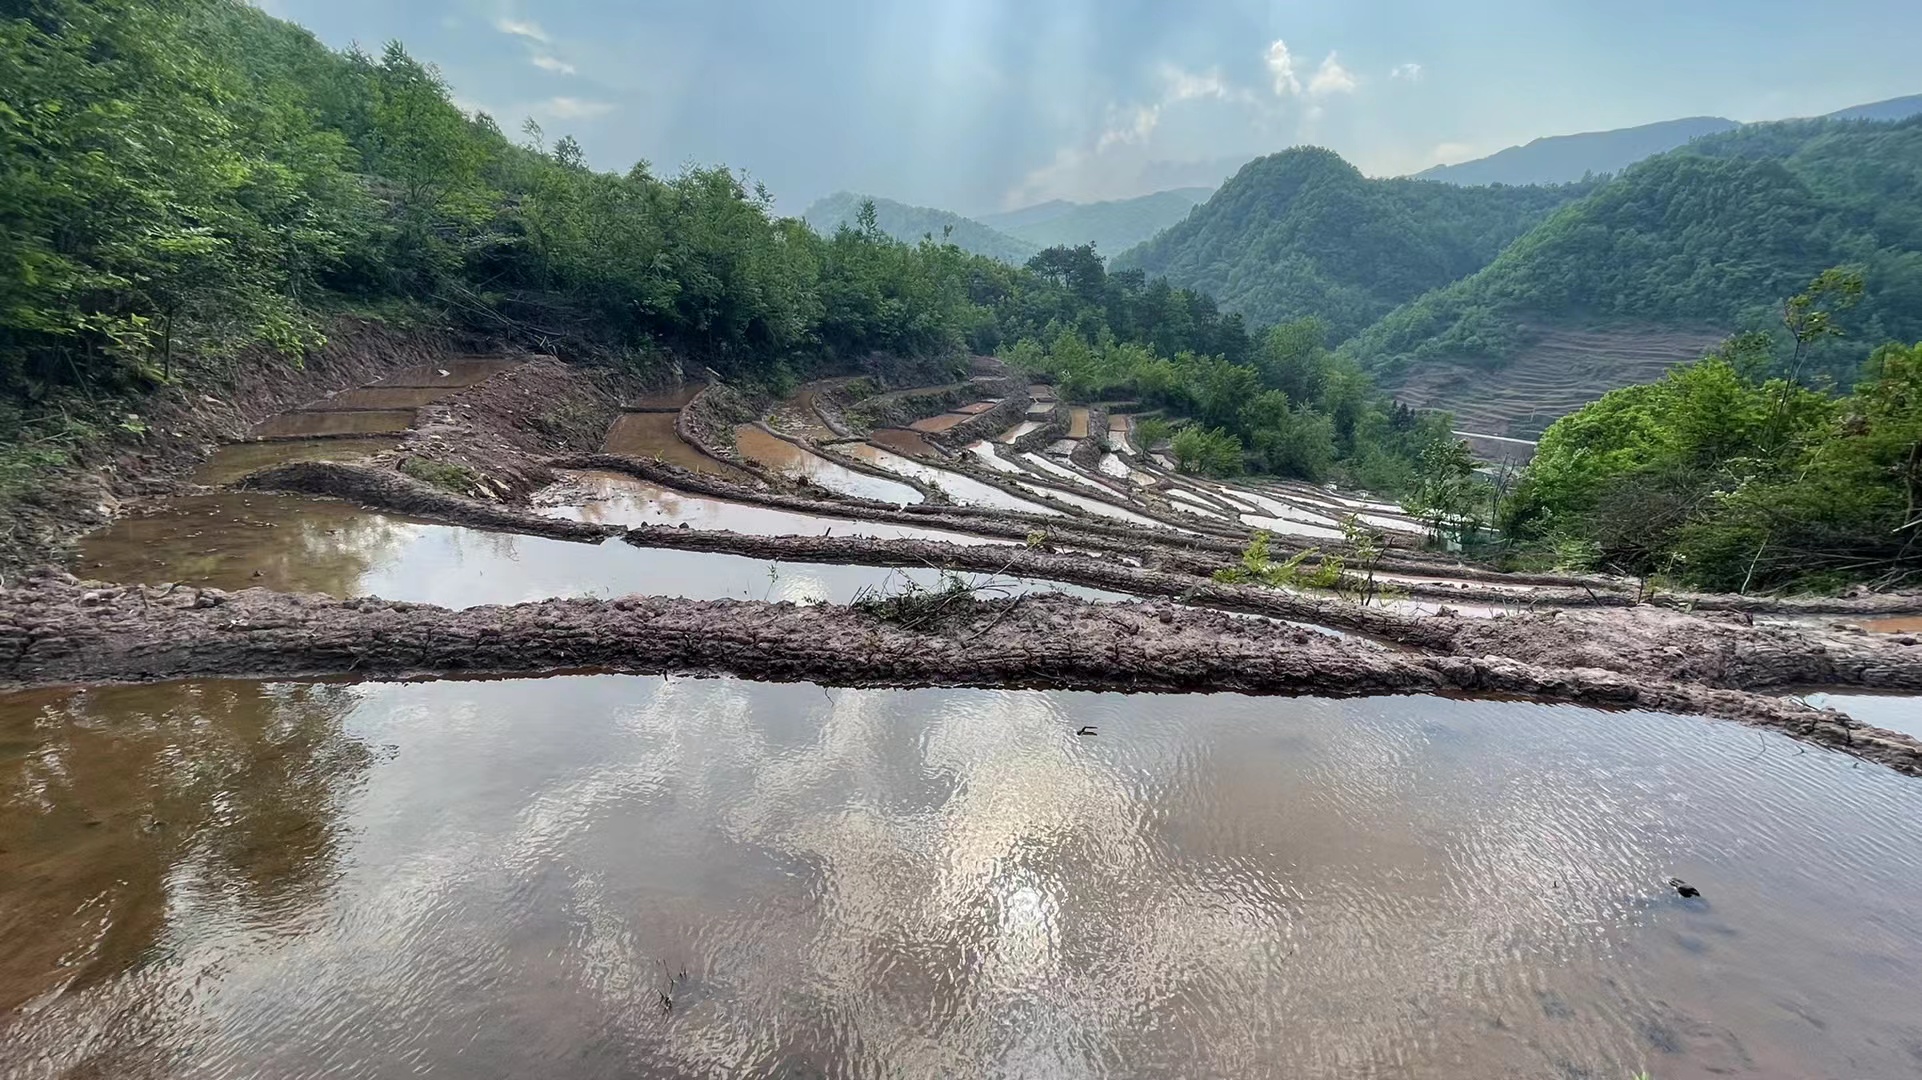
71,490,1065,607
3,678,1918,1078
600,413,748,480
842,443,1062,515
539,470,1011,545
734,426,923,505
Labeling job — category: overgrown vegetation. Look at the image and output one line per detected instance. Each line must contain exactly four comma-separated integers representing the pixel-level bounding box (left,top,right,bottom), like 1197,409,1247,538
1212,521,1399,606
2,0,1215,490
1504,273,1922,592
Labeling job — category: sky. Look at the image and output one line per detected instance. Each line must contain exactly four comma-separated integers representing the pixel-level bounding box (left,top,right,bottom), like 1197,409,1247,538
255,0,1922,216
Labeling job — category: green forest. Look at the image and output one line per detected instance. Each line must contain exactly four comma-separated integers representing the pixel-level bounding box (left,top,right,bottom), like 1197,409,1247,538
1112,148,1589,339
0,0,1437,501
1344,119,1922,381
801,192,1040,265
1511,321,1922,592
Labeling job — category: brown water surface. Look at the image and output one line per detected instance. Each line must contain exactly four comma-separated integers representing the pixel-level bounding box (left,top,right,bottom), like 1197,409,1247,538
1862,615,1922,634
1067,406,1091,438
734,426,923,504
4,680,1919,1078
908,412,972,433
626,383,706,410
867,428,942,457
249,409,415,440
190,438,396,486
304,386,458,410
601,413,748,480
954,401,999,415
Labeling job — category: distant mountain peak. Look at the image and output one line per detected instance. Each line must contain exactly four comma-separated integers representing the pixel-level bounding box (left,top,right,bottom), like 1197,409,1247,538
1416,116,1740,187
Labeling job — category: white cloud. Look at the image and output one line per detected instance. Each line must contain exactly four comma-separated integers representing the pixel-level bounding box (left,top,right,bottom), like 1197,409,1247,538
537,96,613,120
495,17,548,43
1308,52,1358,97
1163,65,1236,104
1096,104,1161,152
531,54,577,75
1264,40,1301,96
1391,62,1424,83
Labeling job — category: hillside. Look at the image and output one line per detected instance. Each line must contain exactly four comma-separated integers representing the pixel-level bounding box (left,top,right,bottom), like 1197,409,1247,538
802,193,1037,264
980,188,1212,256
1348,115,1922,434
1415,116,1739,186
1109,149,1584,338
1415,95,1922,188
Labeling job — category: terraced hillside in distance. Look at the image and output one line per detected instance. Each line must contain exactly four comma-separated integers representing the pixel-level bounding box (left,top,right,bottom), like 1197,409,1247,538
1389,325,1729,438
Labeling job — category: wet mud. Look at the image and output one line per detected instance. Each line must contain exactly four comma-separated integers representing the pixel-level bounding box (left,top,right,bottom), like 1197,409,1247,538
235,461,619,542
6,572,1915,776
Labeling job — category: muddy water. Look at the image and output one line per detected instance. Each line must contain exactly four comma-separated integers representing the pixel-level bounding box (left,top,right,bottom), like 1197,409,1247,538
249,409,416,440
997,420,1047,444
1067,406,1091,438
966,439,1027,475
190,437,396,486
74,491,1058,605
841,444,1063,515
908,412,972,433
734,426,923,505
601,413,748,480
5,681,1920,1079
1013,480,1172,528
1862,615,1922,634
306,385,458,410
542,470,1011,546
866,428,941,457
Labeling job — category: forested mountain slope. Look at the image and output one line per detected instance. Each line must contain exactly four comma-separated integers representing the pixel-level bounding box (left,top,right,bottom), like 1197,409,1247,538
802,193,1037,264
1110,149,1585,338
1345,115,1922,435
1415,116,1739,187
980,188,1212,256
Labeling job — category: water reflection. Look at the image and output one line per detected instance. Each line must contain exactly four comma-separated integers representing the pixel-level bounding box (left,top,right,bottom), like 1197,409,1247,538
541,470,1011,546
3,681,1919,1078
601,413,748,480
190,437,396,486
75,491,1046,605
842,444,1061,515
734,426,923,504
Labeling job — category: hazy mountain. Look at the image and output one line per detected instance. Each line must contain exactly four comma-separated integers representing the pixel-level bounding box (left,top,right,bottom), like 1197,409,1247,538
1110,149,1582,337
801,192,1037,264
976,199,1076,232
1415,116,1741,186
980,188,1214,255
1347,114,1922,432
1414,94,1922,188
1825,93,1922,122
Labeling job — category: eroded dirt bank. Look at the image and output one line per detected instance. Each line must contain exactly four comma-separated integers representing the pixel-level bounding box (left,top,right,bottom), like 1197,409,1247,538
4,571,1915,776
1,320,476,574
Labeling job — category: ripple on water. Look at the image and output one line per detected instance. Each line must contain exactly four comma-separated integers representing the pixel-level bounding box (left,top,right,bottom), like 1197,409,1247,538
3,684,1919,1078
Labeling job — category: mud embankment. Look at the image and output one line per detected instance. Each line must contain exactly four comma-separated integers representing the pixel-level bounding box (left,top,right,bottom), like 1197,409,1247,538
236,461,620,542
396,356,625,501
4,571,1916,776
1,319,475,576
